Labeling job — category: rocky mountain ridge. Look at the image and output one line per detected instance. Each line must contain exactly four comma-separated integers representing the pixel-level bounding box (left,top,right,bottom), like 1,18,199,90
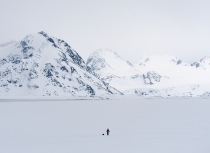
0,32,121,98
191,56,210,69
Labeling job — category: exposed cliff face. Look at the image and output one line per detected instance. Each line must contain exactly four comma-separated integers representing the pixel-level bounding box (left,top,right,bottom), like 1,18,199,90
0,32,120,98
143,71,162,85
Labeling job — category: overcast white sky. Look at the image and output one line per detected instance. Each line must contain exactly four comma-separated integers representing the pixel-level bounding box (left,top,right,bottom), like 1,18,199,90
1,0,210,63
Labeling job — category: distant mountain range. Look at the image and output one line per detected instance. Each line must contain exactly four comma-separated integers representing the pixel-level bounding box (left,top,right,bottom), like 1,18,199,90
0,32,210,98
86,48,210,98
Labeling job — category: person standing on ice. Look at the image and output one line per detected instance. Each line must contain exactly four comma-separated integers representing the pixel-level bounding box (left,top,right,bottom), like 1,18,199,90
106,128,110,135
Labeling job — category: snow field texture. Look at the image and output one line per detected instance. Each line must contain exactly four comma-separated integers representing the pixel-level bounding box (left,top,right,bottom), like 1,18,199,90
0,99,210,153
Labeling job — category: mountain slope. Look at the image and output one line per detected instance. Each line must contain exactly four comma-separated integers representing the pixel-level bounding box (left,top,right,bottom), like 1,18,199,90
191,56,210,69
0,32,120,97
86,49,167,90
87,51,210,97
86,48,134,77
135,55,210,86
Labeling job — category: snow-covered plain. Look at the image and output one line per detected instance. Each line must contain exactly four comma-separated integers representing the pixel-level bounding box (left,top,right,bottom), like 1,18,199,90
1,99,210,153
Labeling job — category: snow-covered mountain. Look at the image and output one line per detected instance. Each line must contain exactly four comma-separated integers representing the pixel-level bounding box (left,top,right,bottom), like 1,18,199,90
86,49,167,90
136,55,189,70
86,48,134,77
135,55,210,87
1,32,210,98
0,32,121,98
87,51,210,98
191,56,210,69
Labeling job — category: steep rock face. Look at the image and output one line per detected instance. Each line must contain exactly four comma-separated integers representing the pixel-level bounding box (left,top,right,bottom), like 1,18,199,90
143,71,162,85
39,32,85,67
0,32,119,97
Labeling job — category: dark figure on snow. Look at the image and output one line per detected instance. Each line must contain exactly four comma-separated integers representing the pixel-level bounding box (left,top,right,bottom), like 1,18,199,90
106,128,110,135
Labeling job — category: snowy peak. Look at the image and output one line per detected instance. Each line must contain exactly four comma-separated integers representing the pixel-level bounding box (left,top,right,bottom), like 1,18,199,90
200,56,210,62
0,32,120,97
3,31,86,68
191,56,210,69
137,55,188,67
86,48,134,74
39,31,86,67
86,49,168,91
